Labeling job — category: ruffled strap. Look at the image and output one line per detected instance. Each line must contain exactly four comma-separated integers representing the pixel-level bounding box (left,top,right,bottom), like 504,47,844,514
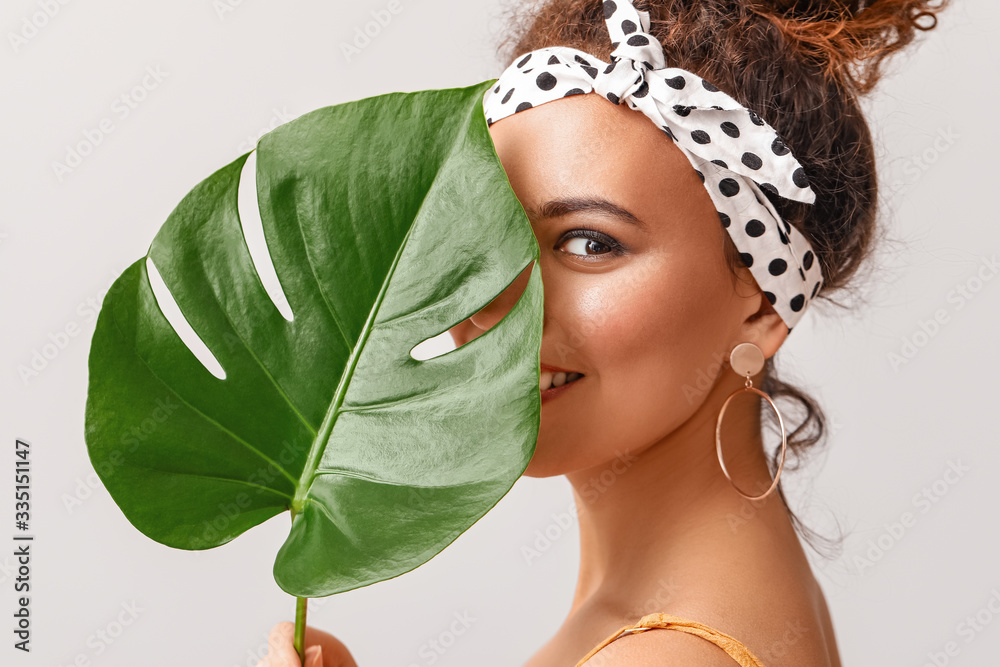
574,613,767,666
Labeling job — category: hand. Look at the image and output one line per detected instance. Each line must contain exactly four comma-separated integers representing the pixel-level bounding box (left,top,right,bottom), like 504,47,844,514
256,621,359,667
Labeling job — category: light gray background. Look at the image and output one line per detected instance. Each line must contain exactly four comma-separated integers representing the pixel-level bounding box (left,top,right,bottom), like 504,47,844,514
1,0,997,665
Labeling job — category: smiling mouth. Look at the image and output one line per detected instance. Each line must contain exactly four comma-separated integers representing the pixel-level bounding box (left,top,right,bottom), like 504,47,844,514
540,371,584,392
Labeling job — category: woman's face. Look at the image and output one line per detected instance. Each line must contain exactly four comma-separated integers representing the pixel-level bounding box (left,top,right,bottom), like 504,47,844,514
450,93,783,478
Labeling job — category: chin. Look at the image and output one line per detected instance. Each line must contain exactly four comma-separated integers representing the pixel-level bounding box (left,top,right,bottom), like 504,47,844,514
521,452,565,479
521,443,600,479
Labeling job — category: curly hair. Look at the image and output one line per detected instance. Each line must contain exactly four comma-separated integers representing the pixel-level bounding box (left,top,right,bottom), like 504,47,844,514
494,0,950,555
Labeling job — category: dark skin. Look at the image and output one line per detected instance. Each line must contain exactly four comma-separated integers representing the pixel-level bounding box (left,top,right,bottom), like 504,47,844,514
257,93,842,666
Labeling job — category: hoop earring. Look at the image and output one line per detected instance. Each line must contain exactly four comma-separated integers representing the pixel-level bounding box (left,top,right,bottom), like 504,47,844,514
715,342,788,502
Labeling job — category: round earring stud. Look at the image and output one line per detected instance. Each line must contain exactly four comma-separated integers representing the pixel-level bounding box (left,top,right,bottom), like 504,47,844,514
729,342,764,378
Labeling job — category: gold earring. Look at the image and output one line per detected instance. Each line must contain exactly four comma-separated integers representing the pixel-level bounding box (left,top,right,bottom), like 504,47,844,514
715,342,787,501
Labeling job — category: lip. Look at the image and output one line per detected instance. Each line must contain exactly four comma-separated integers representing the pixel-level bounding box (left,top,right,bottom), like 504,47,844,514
540,363,582,374
540,364,585,405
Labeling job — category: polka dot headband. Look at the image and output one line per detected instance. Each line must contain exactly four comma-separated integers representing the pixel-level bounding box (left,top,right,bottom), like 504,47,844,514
483,0,824,331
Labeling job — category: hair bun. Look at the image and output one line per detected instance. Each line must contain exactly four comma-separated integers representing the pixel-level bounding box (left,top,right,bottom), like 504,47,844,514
749,0,949,95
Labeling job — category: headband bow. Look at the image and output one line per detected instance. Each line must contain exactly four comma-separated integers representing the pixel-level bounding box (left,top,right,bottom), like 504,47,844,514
483,0,824,331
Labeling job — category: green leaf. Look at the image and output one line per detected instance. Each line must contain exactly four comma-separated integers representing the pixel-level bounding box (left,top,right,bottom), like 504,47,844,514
84,80,543,597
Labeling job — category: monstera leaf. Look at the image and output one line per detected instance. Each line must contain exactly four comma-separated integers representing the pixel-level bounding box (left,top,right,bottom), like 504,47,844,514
84,79,543,599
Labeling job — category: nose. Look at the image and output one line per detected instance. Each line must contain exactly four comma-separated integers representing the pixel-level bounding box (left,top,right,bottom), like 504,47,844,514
449,261,536,347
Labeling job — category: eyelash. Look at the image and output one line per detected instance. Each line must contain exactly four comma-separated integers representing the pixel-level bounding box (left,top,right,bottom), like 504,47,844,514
556,228,626,259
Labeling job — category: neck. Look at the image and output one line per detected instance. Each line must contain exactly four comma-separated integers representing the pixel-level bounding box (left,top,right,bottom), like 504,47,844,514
563,371,801,618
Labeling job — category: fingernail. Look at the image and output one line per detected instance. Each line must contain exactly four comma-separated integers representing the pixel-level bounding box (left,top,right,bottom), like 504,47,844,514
306,645,323,667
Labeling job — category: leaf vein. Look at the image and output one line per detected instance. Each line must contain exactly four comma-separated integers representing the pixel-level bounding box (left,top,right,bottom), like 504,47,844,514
128,464,295,501
213,303,319,436
113,268,301,488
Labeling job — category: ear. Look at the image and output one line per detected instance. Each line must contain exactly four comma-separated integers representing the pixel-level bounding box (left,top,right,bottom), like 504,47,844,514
739,292,788,361
732,267,788,362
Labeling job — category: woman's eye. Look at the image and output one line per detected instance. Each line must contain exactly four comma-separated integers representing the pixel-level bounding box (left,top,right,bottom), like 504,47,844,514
557,229,624,258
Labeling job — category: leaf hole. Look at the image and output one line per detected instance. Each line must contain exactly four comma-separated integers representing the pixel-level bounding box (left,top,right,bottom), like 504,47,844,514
145,256,227,380
410,260,535,361
238,150,295,322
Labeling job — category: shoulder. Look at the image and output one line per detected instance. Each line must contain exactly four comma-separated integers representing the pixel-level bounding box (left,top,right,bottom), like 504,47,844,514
598,532,840,665
583,624,747,666
573,534,839,665
580,605,832,667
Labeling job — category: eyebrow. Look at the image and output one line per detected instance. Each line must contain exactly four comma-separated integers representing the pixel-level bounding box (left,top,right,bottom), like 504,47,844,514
532,197,649,230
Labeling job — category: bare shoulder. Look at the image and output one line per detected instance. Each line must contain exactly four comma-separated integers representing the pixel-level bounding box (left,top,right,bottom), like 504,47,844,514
562,511,842,666
573,569,838,666
580,611,830,667
610,530,842,665
584,626,745,666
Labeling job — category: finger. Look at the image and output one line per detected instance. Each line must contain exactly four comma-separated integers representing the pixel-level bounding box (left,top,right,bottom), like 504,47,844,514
267,621,301,665
305,645,323,667
301,626,357,667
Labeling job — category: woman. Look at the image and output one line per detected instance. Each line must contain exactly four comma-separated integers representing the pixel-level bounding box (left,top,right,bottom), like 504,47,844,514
258,0,947,664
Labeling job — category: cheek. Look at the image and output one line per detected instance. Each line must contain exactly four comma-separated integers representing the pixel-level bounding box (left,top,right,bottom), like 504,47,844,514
602,255,735,418
600,253,733,400
529,240,741,475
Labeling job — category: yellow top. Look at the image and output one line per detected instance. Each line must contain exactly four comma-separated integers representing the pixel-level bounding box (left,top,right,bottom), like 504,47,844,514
574,613,766,666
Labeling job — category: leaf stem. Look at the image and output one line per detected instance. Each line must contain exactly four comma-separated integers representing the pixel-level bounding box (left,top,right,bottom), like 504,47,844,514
294,596,308,664
290,507,308,664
